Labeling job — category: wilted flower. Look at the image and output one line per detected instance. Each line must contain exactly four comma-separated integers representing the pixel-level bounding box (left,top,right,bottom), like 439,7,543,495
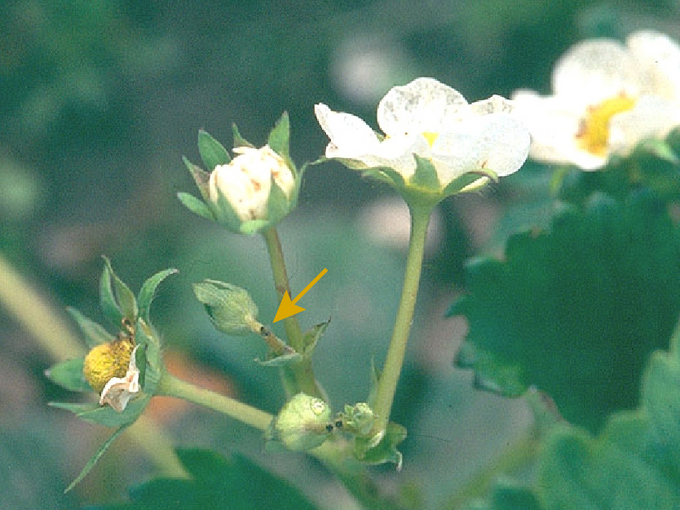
512,30,680,170
83,338,140,412
209,145,295,222
315,77,530,204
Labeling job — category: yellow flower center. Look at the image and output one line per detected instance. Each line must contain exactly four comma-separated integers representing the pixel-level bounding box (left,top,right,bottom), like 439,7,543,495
422,131,440,147
576,95,636,156
83,338,135,393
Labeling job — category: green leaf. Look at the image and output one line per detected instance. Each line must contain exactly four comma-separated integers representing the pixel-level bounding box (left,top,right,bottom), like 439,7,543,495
267,111,291,163
137,268,178,324
256,350,303,367
177,192,215,221
90,448,321,510
198,129,230,171
450,191,680,432
51,395,152,427
66,307,115,348
45,357,90,392
100,258,138,326
65,423,131,493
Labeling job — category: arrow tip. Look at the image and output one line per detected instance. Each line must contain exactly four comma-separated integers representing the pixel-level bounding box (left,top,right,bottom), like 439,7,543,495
273,291,306,323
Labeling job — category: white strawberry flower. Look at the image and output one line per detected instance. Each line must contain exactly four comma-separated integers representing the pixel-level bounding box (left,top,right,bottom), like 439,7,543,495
315,77,530,205
512,30,680,170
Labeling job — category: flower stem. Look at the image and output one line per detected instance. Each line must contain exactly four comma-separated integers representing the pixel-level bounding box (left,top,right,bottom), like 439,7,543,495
0,252,186,478
261,227,323,398
372,204,432,433
156,372,273,431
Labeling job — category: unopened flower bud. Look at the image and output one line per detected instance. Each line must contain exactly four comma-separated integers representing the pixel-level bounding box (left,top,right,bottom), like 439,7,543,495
193,280,261,336
208,145,295,226
267,393,333,451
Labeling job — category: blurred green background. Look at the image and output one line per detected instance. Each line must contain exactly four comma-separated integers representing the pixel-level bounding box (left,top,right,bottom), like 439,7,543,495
1,0,679,508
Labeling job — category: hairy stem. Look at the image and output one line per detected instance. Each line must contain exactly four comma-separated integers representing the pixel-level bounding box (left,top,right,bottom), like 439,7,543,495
372,204,432,434
262,227,323,398
156,372,273,431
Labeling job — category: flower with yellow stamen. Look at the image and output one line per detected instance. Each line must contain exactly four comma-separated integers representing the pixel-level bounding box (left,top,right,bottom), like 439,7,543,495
512,30,680,170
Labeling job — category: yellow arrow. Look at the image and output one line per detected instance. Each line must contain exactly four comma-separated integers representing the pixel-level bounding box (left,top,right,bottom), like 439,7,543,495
273,268,327,322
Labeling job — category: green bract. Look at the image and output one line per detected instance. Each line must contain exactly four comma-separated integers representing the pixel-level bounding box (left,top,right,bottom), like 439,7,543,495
315,77,530,208
178,112,302,234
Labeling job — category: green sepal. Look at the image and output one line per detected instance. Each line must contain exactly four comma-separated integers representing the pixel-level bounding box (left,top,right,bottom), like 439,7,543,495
198,129,230,171
256,350,303,367
66,307,115,348
632,138,679,165
45,357,90,392
301,319,330,357
177,192,215,222
137,268,178,325
410,154,441,192
264,176,293,229
443,168,498,195
267,112,292,166
353,422,406,469
238,219,271,235
64,422,132,493
232,123,254,149
136,319,163,395
182,156,211,201
100,257,138,326
50,394,152,427
210,184,246,233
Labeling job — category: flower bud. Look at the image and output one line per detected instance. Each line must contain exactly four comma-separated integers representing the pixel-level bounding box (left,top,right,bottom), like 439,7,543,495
193,280,261,336
266,393,333,451
208,145,295,227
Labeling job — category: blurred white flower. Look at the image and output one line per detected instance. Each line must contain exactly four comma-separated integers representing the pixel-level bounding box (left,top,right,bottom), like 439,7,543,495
512,30,680,170
99,345,140,412
208,145,295,222
315,77,529,196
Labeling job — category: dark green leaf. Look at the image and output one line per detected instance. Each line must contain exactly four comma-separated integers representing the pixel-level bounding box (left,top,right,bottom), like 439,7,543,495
45,357,90,392
198,129,230,171
66,307,115,348
91,448,321,510
450,191,680,432
232,123,254,149
137,268,178,325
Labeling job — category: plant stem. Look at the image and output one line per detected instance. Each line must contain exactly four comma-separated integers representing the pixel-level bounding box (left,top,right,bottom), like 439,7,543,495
261,227,323,398
0,252,186,478
372,204,432,434
156,372,273,431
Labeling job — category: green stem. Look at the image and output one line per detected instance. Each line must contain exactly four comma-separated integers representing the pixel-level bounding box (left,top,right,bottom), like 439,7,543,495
261,227,323,398
156,372,273,431
0,252,187,479
372,204,432,433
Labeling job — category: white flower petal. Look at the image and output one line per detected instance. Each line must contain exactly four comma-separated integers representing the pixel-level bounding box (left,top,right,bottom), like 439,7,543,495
609,95,680,154
627,30,680,99
377,77,468,136
552,39,643,105
99,346,141,412
431,113,530,182
314,103,383,158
